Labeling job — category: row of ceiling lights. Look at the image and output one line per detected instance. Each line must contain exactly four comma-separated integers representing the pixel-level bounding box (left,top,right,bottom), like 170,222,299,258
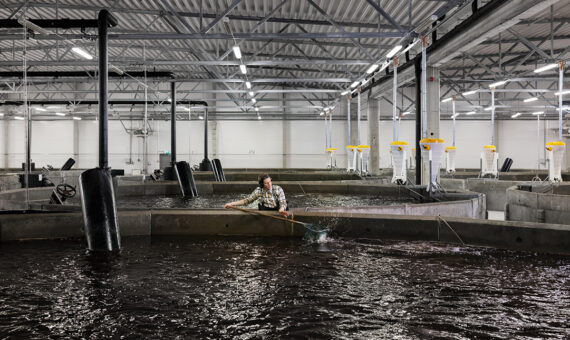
232,45,261,120
441,62,567,119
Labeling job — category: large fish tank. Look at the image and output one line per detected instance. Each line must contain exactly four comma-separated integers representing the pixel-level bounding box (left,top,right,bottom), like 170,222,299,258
0,170,569,338
1,236,569,338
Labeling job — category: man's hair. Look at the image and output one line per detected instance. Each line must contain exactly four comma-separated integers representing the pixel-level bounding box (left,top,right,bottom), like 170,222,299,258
258,173,270,188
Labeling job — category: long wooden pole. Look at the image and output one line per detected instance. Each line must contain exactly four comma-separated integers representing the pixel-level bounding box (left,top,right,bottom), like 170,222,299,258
228,206,308,226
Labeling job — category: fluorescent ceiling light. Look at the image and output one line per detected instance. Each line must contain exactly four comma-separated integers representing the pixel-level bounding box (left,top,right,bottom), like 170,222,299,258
451,113,459,118
254,107,259,112
511,112,521,118
0,113,4,116
34,107,46,111
523,97,538,103
245,81,251,89
379,61,390,72
350,81,360,88
18,18,50,35
441,97,452,103
109,64,124,75
257,116,261,120
465,111,476,115
198,115,204,120
489,80,507,88
366,64,379,74
251,98,256,103
319,112,324,116
248,91,254,97
55,112,66,116
71,47,93,60
232,46,242,59
386,45,402,58
361,77,372,86
483,107,492,111
532,111,544,115
73,116,82,120
534,63,558,73
239,64,247,74
462,90,477,96
14,116,24,120
340,90,349,96
554,90,570,96
400,41,417,55
402,111,411,116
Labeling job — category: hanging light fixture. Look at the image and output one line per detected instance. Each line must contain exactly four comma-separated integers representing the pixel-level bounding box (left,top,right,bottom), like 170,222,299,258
232,46,242,59
534,63,558,73
386,45,402,58
71,47,93,60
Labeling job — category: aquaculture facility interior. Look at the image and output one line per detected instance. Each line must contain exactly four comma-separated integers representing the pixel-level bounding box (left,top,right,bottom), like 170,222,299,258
0,0,569,338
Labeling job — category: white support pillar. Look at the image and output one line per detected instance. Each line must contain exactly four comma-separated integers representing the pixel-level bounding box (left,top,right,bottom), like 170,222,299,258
2,121,8,168
282,90,290,168
368,92,380,175
424,66,441,139
350,96,358,146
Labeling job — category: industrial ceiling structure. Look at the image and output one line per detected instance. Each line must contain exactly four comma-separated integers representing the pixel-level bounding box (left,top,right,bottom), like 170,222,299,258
0,0,568,122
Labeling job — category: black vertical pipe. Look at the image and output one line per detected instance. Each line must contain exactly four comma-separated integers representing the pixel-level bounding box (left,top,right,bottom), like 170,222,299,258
199,106,212,170
27,108,31,171
414,56,422,185
98,10,112,169
79,9,120,253
204,107,208,160
170,81,176,165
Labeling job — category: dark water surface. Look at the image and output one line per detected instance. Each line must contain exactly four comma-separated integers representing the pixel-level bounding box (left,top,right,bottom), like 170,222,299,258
1,237,569,339
116,193,415,210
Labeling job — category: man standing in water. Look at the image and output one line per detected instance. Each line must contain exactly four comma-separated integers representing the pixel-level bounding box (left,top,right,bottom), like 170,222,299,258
224,173,289,217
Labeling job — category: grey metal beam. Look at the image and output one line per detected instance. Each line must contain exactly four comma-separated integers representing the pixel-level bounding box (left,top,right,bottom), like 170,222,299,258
294,23,358,79
200,0,243,34
429,0,562,68
2,2,398,30
506,27,553,61
462,52,499,78
305,0,376,61
104,31,405,40
364,0,406,33
217,0,289,60
0,59,372,67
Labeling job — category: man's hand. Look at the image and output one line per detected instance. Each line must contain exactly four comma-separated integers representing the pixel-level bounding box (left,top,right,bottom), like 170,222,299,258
224,203,232,209
279,209,289,217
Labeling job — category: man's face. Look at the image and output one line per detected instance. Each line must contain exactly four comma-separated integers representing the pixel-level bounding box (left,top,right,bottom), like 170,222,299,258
263,177,272,191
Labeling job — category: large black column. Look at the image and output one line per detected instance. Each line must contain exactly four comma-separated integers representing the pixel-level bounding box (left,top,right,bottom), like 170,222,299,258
79,9,120,252
415,56,422,185
170,81,176,166
199,107,212,171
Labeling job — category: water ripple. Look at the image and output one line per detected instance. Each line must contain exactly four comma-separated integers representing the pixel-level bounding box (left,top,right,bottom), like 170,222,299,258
0,237,569,339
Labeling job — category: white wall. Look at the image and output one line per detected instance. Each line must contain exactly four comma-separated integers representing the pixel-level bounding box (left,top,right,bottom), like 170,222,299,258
0,117,562,172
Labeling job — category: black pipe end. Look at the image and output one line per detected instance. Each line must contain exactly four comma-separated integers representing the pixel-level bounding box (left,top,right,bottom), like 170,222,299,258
98,9,118,28
199,159,213,171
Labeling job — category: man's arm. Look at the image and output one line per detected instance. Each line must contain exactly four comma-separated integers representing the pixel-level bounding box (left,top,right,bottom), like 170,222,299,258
276,186,288,216
224,188,260,209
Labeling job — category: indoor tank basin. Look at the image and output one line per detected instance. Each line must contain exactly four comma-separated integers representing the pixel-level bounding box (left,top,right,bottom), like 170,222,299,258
0,236,569,339
506,182,570,225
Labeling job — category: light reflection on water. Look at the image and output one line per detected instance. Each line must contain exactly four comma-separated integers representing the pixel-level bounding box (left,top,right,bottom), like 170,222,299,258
0,237,569,339
117,193,415,210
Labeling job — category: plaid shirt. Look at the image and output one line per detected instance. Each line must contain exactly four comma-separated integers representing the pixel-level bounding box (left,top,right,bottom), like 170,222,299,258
243,185,287,209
